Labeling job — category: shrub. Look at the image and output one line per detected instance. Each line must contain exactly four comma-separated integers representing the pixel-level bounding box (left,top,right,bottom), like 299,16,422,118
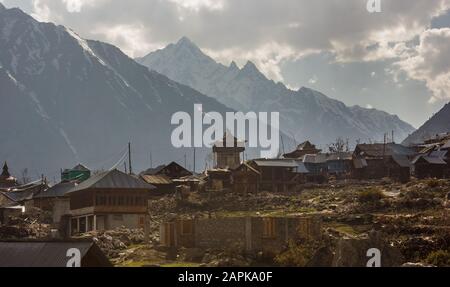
426,250,450,267
274,240,320,267
426,179,440,188
358,189,384,204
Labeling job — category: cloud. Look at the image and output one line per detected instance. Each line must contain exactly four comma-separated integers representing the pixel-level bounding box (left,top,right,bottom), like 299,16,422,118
3,0,450,100
167,0,225,11
394,28,450,103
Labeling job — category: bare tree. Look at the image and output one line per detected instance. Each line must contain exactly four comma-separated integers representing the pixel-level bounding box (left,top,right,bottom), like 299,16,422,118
328,137,349,153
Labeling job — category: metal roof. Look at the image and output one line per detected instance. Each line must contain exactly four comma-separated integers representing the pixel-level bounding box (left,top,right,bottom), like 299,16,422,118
391,154,412,168
442,139,450,149
303,154,328,164
326,152,353,161
413,155,448,165
140,175,173,185
33,182,77,199
253,159,298,168
356,143,415,157
0,241,111,267
0,183,46,203
68,169,155,193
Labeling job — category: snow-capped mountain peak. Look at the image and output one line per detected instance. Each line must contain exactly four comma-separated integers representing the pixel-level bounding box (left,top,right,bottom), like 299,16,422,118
137,37,416,146
0,6,234,175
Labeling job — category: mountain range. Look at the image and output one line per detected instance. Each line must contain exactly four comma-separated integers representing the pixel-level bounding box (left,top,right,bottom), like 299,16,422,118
403,102,450,145
0,3,423,179
0,3,235,178
137,37,416,147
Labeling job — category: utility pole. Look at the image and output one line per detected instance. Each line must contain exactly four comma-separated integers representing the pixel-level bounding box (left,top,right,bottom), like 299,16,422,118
150,151,153,168
392,130,394,143
128,142,132,175
124,162,127,174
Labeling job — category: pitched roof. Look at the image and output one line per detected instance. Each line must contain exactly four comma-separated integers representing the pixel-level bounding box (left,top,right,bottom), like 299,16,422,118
356,143,415,157
140,175,173,185
33,182,77,199
391,154,412,168
1,183,47,202
72,164,90,171
233,162,261,175
303,154,328,164
326,152,353,161
442,139,450,149
0,241,111,267
253,159,298,168
68,169,155,193
413,155,447,165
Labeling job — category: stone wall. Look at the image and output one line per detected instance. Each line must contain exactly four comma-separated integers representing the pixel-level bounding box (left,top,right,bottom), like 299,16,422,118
162,216,323,253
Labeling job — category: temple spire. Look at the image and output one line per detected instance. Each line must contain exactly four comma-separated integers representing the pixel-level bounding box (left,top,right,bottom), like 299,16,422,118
1,161,10,178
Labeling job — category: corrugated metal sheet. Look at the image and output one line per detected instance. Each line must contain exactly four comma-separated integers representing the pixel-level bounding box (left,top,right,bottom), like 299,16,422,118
141,175,173,185
413,155,447,165
33,182,77,199
253,159,298,168
442,140,450,149
392,154,412,168
68,169,155,193
0,241,96,267
356,143,415,157
423,156,447,165
303,154,328,164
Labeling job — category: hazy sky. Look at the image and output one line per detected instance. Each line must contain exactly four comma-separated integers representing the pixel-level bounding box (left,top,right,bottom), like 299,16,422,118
2,0,450,128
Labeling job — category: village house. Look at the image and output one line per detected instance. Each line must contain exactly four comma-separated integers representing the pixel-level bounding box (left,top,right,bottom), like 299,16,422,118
140,161,192,195
68,169,155,235
160,216,322,255
61,164,91,182
232,162,261,194
326,152,353,177
213,133,246,170
302,154,328,183
283,141,321,159
173,174,206,193
248,159,303,193
0,181,48,209
206,169,233,192
0,240,112,267
352,143,415,182
31,181,77,227
143,161,192,179
412,137,450,179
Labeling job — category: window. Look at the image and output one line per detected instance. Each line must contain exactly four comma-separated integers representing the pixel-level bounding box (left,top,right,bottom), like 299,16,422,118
263,218,276,238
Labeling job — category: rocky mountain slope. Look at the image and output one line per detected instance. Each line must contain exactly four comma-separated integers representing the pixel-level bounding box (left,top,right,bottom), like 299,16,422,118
138,37,415,147
0,4,235,177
